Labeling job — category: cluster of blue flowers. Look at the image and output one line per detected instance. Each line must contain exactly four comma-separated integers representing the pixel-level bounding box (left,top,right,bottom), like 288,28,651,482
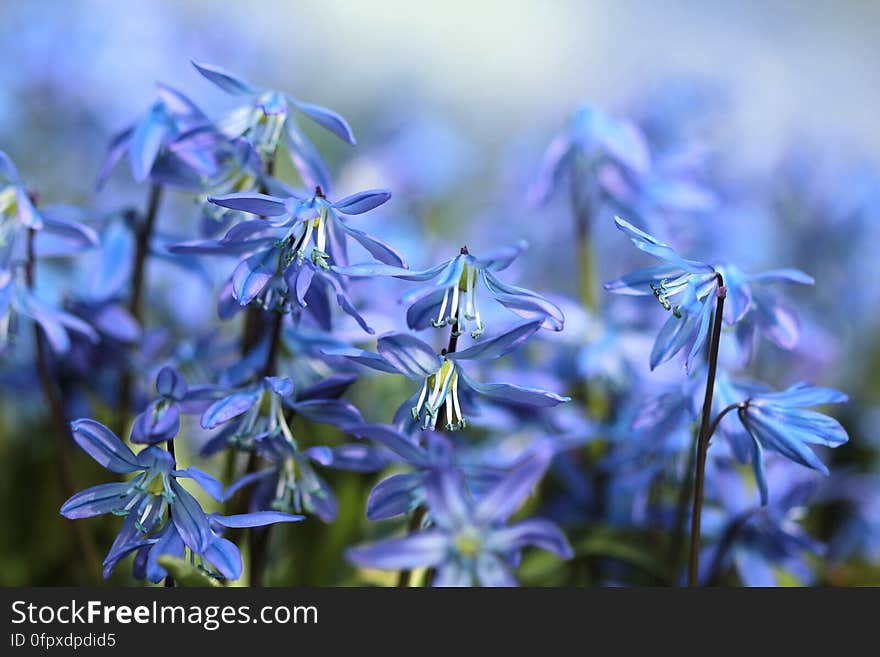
3,57,863,588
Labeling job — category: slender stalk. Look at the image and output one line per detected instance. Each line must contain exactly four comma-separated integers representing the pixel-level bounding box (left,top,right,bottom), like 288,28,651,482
669,401,744,579
396,506,427,587
128,184,163,319
116,184,163,435
570,172,597,311
247,308,286,587
26,229,102,584
668,434,698,574
687,275,726,587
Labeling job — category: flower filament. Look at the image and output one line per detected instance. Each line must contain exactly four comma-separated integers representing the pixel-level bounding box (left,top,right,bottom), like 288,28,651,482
431,263,485,339
411,359,466,431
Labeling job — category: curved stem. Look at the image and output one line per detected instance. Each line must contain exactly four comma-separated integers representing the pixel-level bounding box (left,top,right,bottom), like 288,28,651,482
687,275,726,587
705,402,748,443
26,229,102,584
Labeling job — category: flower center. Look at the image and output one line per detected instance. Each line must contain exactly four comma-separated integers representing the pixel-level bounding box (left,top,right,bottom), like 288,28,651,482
454,529,483,557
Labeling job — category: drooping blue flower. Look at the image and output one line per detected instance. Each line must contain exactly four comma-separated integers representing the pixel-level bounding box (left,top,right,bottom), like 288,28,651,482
712,382,849,504
324,321,569,431
346,450,573,586
61,419,222,567
697,458,824,586
530,105,650,207
1,267,99,355
604,217,814,372
131,366,188,445
61,418,302,581
334,242,564,337
169,187,399,331
96,83,216,188
132,510,304,584
223,426,387,523
192,60,356,191
603,216,719,371
349,424,502,521
199,375,364,455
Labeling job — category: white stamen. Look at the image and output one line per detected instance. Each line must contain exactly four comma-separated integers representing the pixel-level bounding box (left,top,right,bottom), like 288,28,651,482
448,282,460,324
433,289,450,327
316,207,328,253
451,372,464,427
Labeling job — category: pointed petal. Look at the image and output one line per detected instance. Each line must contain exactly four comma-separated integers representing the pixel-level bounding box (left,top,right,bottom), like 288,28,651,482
70,419,140,473
295,100,357,144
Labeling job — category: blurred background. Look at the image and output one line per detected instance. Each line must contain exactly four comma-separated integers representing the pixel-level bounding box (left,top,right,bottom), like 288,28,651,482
2,0,879,586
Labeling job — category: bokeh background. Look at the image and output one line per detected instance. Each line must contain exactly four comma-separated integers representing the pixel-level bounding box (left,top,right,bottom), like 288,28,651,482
2,0,879,585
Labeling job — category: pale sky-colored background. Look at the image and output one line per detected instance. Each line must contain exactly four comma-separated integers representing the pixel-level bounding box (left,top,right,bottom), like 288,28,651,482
2,0,879,175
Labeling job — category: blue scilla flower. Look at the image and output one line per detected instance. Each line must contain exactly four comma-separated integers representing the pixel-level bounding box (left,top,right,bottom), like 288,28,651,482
192,60,356,191
123,511,304,584
171,187,399,328
530,105,650,207
60,419,225,561
712,382,848,505
199,375,364,455
719,263,814,358
325,321,569,431
97,83,216,189
223,427,387,523
604,217,813,371
698,458,823,586
1,154,98,265
0,151,44,232
346,450,573,586
1,268,99,355
130,366,188,445
102,506,304,583
207,186,401,270
350,424,503,521
334,242,563,338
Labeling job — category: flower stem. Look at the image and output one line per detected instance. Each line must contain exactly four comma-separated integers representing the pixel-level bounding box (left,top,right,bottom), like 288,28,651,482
26,229,102,584
687,275,726,587
570,174,597,311
247,308,286,587
115,183,163,436
396,506,427,587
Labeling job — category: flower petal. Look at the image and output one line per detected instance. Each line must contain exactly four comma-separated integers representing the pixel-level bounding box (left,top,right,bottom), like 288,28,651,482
70,419,140,473
346,531,449,570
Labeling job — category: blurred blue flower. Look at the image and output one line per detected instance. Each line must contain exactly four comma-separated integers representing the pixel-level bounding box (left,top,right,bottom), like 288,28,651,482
531,105,650,208
192,60,356,191
199,375,363,455
698,458,823,586
131,366,188,445
346,450,572,586
96,83,215,188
